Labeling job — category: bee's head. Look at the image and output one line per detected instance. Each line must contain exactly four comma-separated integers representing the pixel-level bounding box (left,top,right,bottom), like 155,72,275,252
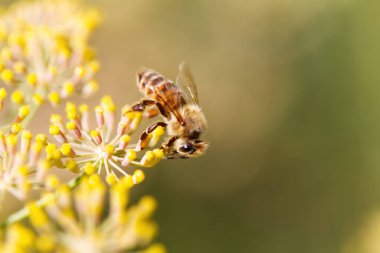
171,138,209,159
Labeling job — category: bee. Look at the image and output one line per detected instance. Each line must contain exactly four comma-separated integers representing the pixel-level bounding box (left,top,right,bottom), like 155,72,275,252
131,62,208,159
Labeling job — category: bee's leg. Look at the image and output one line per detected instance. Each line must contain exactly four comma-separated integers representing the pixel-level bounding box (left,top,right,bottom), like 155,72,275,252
162,136,179,159
131,100,169,119
144,108,159,118
136,121,167,150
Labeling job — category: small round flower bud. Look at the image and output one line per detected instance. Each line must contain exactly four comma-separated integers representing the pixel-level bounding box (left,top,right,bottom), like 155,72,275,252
27,73,38,86
11,90,24,104
1,68,14,83
132,170,145,184
48,92,61,106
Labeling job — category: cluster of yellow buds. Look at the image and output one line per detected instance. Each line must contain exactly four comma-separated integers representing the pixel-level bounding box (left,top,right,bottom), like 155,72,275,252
0,87,31,134
3,0,101,39
0,130,50,200
48,96,165,184
0,0,101,108
0,174,166,253
0,0,102,199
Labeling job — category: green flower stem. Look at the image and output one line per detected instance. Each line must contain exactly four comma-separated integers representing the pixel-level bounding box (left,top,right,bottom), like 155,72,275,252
0,174,84,228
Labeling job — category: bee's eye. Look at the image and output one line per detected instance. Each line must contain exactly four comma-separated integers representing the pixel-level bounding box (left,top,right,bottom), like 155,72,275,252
179,143,196,154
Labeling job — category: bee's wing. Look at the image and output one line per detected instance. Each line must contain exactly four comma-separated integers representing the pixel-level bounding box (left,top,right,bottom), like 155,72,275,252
176,62,200,104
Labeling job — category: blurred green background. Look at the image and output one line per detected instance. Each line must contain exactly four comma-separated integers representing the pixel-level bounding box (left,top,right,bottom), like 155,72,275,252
6,0,380,252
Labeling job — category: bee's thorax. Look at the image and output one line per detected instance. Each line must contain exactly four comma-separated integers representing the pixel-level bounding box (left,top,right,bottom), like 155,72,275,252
166,104,206,138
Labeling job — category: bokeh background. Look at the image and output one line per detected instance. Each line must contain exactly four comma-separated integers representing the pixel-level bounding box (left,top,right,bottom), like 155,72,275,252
4,0,380,252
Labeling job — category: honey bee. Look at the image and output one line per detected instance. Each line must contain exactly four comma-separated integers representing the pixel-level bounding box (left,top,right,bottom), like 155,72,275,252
132,62,208,159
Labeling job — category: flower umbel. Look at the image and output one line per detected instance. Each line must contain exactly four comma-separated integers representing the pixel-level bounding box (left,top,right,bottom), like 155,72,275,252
48,97,165,184
3,0,101,38
0,174,165,253
0,0,101,107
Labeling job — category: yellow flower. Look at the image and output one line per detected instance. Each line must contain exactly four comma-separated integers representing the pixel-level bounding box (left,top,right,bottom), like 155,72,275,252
48,97,165,183
0,175,164,253
0,87,32,136
0,130,49,200
0,0,101,106
5,0,102,38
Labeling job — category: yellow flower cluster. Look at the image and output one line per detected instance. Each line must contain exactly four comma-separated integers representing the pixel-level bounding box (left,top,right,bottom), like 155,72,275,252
4,0,101,38
0,95,168,199
0,174,166,253
0,0,101,108
0,130,51,200
0,87,31,133
0,0,103,199
48,96,165,184
0,1,179,251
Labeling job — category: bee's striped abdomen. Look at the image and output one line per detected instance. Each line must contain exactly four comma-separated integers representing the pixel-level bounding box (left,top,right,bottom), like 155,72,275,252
136,69,187,111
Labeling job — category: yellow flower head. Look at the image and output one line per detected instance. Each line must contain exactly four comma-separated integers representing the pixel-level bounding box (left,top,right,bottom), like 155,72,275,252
0,0,101,106
48,97,166,183
0,175,164,253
